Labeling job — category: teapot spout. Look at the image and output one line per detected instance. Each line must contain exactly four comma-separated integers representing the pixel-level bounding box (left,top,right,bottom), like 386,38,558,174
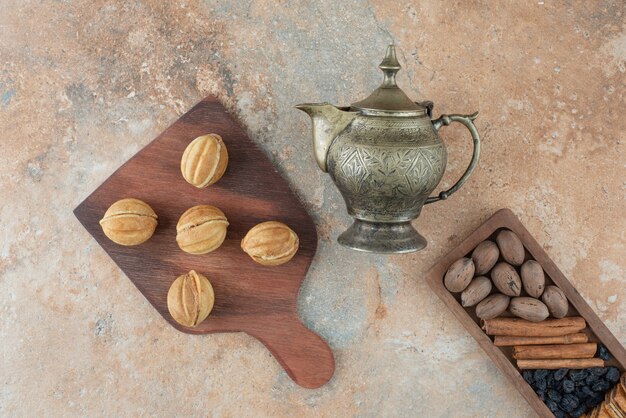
295,103,356,172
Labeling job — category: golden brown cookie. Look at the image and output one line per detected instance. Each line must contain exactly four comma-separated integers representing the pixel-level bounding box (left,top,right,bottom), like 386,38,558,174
181,133,228,188
176,205,229,254
600,402,616,418
99,198,157,246
241,221,299,266
615,383,626,412
167,270,214,327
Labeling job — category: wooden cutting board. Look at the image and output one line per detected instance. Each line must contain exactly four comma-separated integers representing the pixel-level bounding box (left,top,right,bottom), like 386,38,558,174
74,96,334,389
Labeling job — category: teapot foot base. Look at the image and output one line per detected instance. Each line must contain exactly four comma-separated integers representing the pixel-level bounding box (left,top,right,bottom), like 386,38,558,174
337,220,426,254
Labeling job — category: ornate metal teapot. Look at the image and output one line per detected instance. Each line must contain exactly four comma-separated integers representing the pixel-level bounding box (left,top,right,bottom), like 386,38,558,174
296,45,481,253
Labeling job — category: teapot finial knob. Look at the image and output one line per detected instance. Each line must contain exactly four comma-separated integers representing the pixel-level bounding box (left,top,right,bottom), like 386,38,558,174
379,44,401,87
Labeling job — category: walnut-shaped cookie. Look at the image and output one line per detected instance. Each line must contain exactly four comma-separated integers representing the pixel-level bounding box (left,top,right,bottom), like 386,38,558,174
241,221,299,266
99,198,157,246
176,205,229,254
180,133,228,188
167,270,215,327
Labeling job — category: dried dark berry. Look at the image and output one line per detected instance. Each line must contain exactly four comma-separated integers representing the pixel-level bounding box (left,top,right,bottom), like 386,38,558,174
586,393,603,408
536,389,546,400
560,394,579,412
585,374,599,385
581,386,595,398
523,370,534,384
571,404,587,418
570,369,588,381
546,400,559,413
554,368,569,381
591,367,608,376
534,369,549,381
591,380,611,392
562,379,575,393
597,344,612,361
547,374,556,388
553,410,566,418
548,389,562,402
535,379,547,391
606,367,621,383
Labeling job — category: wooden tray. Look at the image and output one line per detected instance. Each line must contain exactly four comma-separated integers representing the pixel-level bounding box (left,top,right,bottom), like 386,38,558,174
73,96,334,389
425,208,626,417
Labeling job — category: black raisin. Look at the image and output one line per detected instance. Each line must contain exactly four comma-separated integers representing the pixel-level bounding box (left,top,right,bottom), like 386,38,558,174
586,393,603,408
585,374,599,385
560,394,579,412
546,399,559,413
571,404,587,418
581,386,595,398
597,344,612,361
534,369,549,381
591,380,611,392
536,389,546,400
548,389,562,402
535,379,547,391
590,367,608,376
554,368,569,381
570,369,588,381
523,370,534,384
562,379,575,393
554,410,566,418
606,367,620,383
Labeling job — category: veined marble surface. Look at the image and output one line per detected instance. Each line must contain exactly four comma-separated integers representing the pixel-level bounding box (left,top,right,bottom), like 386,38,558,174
1,1,624,416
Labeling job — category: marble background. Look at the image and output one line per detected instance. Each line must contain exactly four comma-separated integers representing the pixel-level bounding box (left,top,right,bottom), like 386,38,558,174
1,0,624,416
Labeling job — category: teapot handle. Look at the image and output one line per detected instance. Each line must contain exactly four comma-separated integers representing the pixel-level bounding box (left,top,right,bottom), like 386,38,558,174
425,111,481,204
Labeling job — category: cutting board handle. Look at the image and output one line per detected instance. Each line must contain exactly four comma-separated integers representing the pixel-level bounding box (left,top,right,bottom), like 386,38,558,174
249,318,334,389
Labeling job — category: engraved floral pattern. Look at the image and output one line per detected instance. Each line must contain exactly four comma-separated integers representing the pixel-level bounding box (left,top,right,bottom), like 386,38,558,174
328,130,447,221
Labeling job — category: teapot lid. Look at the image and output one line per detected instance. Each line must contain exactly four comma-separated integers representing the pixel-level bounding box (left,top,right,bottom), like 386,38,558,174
351,44,425,113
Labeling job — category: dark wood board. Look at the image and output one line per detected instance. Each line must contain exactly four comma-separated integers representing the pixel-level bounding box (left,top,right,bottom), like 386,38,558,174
74,96,334,389
425,208,626,417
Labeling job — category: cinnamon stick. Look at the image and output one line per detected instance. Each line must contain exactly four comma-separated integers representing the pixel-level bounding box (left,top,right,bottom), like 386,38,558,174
513,343,597,360
517,358,604,370
483,317,586,337
494,333,588,347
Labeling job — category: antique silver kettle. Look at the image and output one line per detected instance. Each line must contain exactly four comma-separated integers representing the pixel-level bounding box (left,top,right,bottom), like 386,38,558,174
296,44,481,253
